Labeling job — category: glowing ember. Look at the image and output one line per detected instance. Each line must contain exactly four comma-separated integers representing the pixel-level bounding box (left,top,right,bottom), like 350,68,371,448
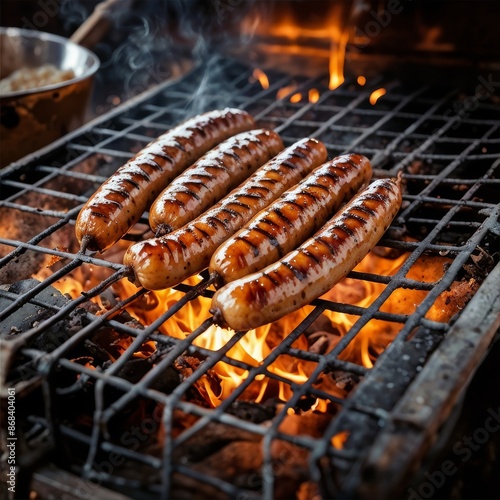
252,68,270,89
369,88,387,105
331,430,350,449
357,75,366,86
290,92,303,103
276,84,298,100
308,88,320,103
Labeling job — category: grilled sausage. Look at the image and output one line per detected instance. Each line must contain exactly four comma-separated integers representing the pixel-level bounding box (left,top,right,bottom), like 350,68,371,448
210,176,403,331
124,138,328,290
210,154,372,286
75,108,255,252
149,129,284,235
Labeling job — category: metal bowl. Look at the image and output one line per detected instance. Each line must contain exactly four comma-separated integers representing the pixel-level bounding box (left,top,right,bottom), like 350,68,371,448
0,27,100,167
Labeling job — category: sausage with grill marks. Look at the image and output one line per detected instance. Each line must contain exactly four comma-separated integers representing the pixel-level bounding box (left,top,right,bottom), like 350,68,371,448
123,138,328,290
210,177,403,331
149,129,284,235
75,108,255,252
210,154,372,286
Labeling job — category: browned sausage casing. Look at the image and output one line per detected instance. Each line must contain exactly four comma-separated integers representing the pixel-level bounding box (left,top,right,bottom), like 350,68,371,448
149,129,284,234
123,138,328,290
209,154,372,286
75,108,255,252
210,177,403,331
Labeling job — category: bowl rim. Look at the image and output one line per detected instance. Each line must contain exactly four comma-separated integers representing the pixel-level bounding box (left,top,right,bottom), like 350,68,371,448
0,27,100,99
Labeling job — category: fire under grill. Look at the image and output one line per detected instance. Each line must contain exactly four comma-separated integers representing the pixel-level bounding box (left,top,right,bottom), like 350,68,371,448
1,56,499,499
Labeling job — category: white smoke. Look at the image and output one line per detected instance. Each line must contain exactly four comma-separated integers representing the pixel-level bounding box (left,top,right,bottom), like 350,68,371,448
59,0,263,114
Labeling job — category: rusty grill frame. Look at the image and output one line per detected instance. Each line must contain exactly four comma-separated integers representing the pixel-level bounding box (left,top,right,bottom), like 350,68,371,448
1,56,499,499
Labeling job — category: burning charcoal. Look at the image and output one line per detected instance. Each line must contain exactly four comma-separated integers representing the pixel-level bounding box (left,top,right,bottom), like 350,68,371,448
0,279,69,352
0,201,76,283
99,288,118,309
66,308,91,335
172,355,213,408
429,278,479,322
123,314,146,330
0,279,89,394
148,364,180,394
372,246,406,259
278,411,332,439
86,310,153,365
172,422,261,463
328,371,360,392
78,300,101,315
72,356,94,366
270,438,316,498
295,394,319,412
272,413,334,496
226,400,276,423
171,408,200,438
306,328,342,355
462,246,495,279
55,355,97,394
0,248,47,284
297,481,321,500
116,358,152,383
84,339,111,366
383,224,407,241
139,351,185,394
308,331,332,354
190,441,263,488
122,290,161,311
109,309,145,329
304,314,338,337
406,160,441,176
89,327,124,360
171,475,236,500
312,371,359,402
174,355,202,378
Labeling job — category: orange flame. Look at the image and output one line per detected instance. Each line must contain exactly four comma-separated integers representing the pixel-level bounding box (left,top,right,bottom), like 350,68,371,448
331,430,350,449
33,265,108,310
321,252,407,368
276,84,298,100
38,243,464,413
308,88,320,103
241,4,350,95
369,88,387,105
252,68,270,89
329,29,349,90
105,249,459,409
290,92,302,103
357,75,366,86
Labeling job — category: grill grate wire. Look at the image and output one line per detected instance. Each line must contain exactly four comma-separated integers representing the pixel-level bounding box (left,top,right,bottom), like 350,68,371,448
1,56,499,498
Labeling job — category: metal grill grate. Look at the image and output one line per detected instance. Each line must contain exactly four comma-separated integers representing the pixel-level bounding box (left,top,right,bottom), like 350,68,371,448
1,56,499,499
